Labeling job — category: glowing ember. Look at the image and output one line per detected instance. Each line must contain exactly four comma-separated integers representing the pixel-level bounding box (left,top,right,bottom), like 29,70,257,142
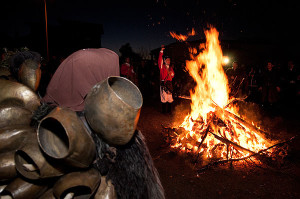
169,27,275,164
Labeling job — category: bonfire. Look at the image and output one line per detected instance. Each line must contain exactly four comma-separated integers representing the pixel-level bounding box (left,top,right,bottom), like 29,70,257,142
164,27,292,172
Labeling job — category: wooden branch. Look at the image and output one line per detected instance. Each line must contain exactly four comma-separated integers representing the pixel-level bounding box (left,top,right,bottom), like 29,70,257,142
178,95,191,100
224,109,268,138
161,124,178,132
209,131,255,155
213,102,268,140
193,125,210,163
196,136,295,173
224,96,248,109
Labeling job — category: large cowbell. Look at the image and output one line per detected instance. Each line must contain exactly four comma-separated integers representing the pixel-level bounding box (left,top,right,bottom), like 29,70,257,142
84,76,143,146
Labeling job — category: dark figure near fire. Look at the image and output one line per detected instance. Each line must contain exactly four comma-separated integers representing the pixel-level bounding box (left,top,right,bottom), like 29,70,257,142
259,61,281,112
246,66,261,103
281,60,300,113
158,45,175,114
226,61,246,98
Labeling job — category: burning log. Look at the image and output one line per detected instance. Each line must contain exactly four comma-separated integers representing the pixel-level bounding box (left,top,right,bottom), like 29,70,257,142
195,126,210,153
196,136,295,173
224,96,248,109
162,101,287,167
193,122,211,163
163,27,289,172
163,109,258,158
209,131,255,155
214,104,268,140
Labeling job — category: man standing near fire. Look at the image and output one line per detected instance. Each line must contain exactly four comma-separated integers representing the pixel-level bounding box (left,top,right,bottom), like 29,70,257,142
158,45,175,114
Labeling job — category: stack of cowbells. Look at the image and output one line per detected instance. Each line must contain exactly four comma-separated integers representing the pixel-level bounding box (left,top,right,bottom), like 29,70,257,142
0,61,165,198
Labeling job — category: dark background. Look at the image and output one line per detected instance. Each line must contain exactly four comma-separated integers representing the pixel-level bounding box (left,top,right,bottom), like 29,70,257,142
1,0,299,63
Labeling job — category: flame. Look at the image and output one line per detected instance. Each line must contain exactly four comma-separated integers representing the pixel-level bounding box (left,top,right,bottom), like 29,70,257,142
170,27,272,162
187,27,229,120
170,28,196,41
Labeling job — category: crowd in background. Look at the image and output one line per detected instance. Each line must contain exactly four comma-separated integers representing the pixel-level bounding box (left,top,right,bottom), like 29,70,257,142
225,60,299,116
1,47,299,117
118,56,299,117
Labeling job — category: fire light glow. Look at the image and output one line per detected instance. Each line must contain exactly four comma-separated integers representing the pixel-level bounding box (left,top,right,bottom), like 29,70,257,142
222,56,230,65
169,27,273,163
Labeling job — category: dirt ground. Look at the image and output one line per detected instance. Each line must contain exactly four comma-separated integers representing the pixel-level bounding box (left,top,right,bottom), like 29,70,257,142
138,97,300,199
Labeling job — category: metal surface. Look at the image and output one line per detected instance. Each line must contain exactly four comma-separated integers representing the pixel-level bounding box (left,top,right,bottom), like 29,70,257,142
2,177,48,199
38,188,56,199
0,105,32,129
0,125,35,153
37,107,96,168
53,168,101,199
84,76,143,145
0,79,40,112
0,152,17,182
94,176,117,199
18,59,41,91
0,67,12,80
14,136,65,180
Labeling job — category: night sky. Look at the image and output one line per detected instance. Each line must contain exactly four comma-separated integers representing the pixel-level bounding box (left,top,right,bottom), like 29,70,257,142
1,0,299,56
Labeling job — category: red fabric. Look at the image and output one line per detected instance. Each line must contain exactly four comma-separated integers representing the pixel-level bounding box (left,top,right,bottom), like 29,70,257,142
158,51,174,81
42,48,120,111
120,63,135,79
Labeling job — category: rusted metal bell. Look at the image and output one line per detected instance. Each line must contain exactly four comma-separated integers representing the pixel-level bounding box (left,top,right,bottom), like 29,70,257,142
18,59,41,92
14,136,65,180
1,177,48,199
38,188,56,199
84,76,143,146
94,176,117,199
0,66,13,80
0,105,33,129
0,183,7,194
0,152,17,182
0,66,10,76
37,107,96,168
0,125,35,153
0,79,40,112
53,168,101,199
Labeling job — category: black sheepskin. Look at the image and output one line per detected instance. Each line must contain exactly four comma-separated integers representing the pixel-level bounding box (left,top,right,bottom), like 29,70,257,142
91,130,165,199
81,114,165,199
105,131,165,199
30,102,56,127
9,51,41,80
90,129,115,176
